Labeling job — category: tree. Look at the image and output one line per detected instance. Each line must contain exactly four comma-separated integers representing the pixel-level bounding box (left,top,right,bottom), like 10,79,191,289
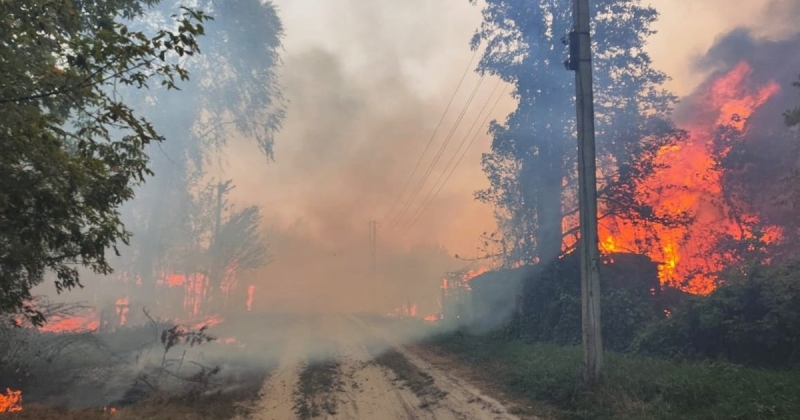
114,0,285,313
469,0,686,267
0,0,211,324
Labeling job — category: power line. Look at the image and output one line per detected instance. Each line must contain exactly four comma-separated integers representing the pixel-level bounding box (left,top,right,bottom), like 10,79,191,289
397,84,509,239
381,48,481,223
386,74,486,231
395,79,503,232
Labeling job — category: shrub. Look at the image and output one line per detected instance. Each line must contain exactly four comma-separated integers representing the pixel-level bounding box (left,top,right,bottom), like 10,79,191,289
635,258,800,368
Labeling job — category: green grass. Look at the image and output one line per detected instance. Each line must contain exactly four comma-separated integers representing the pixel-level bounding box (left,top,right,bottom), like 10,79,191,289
427,332,800,420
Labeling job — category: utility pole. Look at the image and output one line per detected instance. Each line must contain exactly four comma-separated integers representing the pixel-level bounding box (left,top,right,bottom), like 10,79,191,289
368,219,378,311
567,0,604,383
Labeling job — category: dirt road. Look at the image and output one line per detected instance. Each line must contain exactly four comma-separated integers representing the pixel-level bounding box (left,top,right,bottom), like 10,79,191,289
246,315,521,420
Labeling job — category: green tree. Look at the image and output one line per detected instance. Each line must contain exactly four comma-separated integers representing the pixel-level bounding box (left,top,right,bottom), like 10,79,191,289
0,0,210,324
469,0,686,267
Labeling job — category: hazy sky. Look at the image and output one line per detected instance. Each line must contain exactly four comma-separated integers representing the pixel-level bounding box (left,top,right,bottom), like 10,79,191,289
221,0,800,258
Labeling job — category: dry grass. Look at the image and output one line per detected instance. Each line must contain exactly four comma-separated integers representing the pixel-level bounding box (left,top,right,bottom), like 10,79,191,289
6,388,263,420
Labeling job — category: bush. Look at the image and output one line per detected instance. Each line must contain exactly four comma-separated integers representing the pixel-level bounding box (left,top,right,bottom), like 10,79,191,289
507,252,663,352
634,259,800,368
428,332,800,420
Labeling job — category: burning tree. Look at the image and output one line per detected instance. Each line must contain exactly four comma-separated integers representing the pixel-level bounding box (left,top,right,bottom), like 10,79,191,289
103,0,284,320
468,2,800,295
469,0,687,270
192,181,269,315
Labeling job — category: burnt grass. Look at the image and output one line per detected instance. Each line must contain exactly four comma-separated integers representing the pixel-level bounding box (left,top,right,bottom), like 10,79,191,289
372,346,448,409
1,313,292,419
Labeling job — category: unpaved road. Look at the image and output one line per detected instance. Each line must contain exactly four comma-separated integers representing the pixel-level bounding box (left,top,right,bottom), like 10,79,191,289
246,315,521,420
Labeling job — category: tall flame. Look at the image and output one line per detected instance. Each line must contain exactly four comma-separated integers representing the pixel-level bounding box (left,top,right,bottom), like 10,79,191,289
38,311,100,334
246,285,255,312
596,61,781,293
0,388,22,413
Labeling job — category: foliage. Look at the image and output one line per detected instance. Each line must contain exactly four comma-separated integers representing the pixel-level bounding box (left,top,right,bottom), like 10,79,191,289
712,103,800,260
634,257,800,368
468,0,687,266
501,252,663,352
0,0,211,323
429,333,800,420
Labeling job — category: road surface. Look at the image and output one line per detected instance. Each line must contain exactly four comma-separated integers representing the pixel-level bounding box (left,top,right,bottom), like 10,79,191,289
245,315,521,420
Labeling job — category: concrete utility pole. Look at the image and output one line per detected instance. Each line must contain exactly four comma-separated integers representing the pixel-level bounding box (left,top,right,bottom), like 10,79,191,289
368,219,378,309
567,0,604,383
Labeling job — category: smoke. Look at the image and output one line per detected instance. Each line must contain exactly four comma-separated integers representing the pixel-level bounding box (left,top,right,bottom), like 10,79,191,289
648,0,800,96
216,0,508,316
674,28,800,129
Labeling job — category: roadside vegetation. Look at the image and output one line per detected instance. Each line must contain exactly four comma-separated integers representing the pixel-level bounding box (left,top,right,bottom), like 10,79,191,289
427,332,800,420
428,250,800,420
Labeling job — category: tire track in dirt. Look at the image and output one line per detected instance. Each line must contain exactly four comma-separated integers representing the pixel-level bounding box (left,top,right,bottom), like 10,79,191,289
249,315,522,420
348,315,524,420
291,322,343,420
325,316,426,419
249,317,311,420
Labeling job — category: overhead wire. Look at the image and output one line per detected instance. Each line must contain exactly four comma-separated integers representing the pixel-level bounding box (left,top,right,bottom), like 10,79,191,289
381,47,481,224
395,78,503,233
397,83,509,239
385,74,487,231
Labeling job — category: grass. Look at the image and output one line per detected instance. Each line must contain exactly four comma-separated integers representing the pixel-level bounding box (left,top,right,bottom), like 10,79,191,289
427,332,800,420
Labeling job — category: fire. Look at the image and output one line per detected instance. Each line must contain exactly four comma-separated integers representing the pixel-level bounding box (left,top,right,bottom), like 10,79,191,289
115,296,130,326
423,314,440,322
392,303,418,317
0,388,22,413
38,310,100,333
246,285,255,312
164,274,186,288
594,61,781,294
461,266,490,281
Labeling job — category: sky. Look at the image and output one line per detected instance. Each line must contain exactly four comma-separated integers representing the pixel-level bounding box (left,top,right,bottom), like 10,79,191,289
219,0,800,259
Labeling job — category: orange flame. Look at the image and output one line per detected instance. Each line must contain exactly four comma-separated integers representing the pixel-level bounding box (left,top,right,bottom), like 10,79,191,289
423,314,439,322
38,311,100,334
115,296,129,326
393,303,418,317
591,61,781,294
0,388,22,413
246,285,255,312
461,266,490,281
